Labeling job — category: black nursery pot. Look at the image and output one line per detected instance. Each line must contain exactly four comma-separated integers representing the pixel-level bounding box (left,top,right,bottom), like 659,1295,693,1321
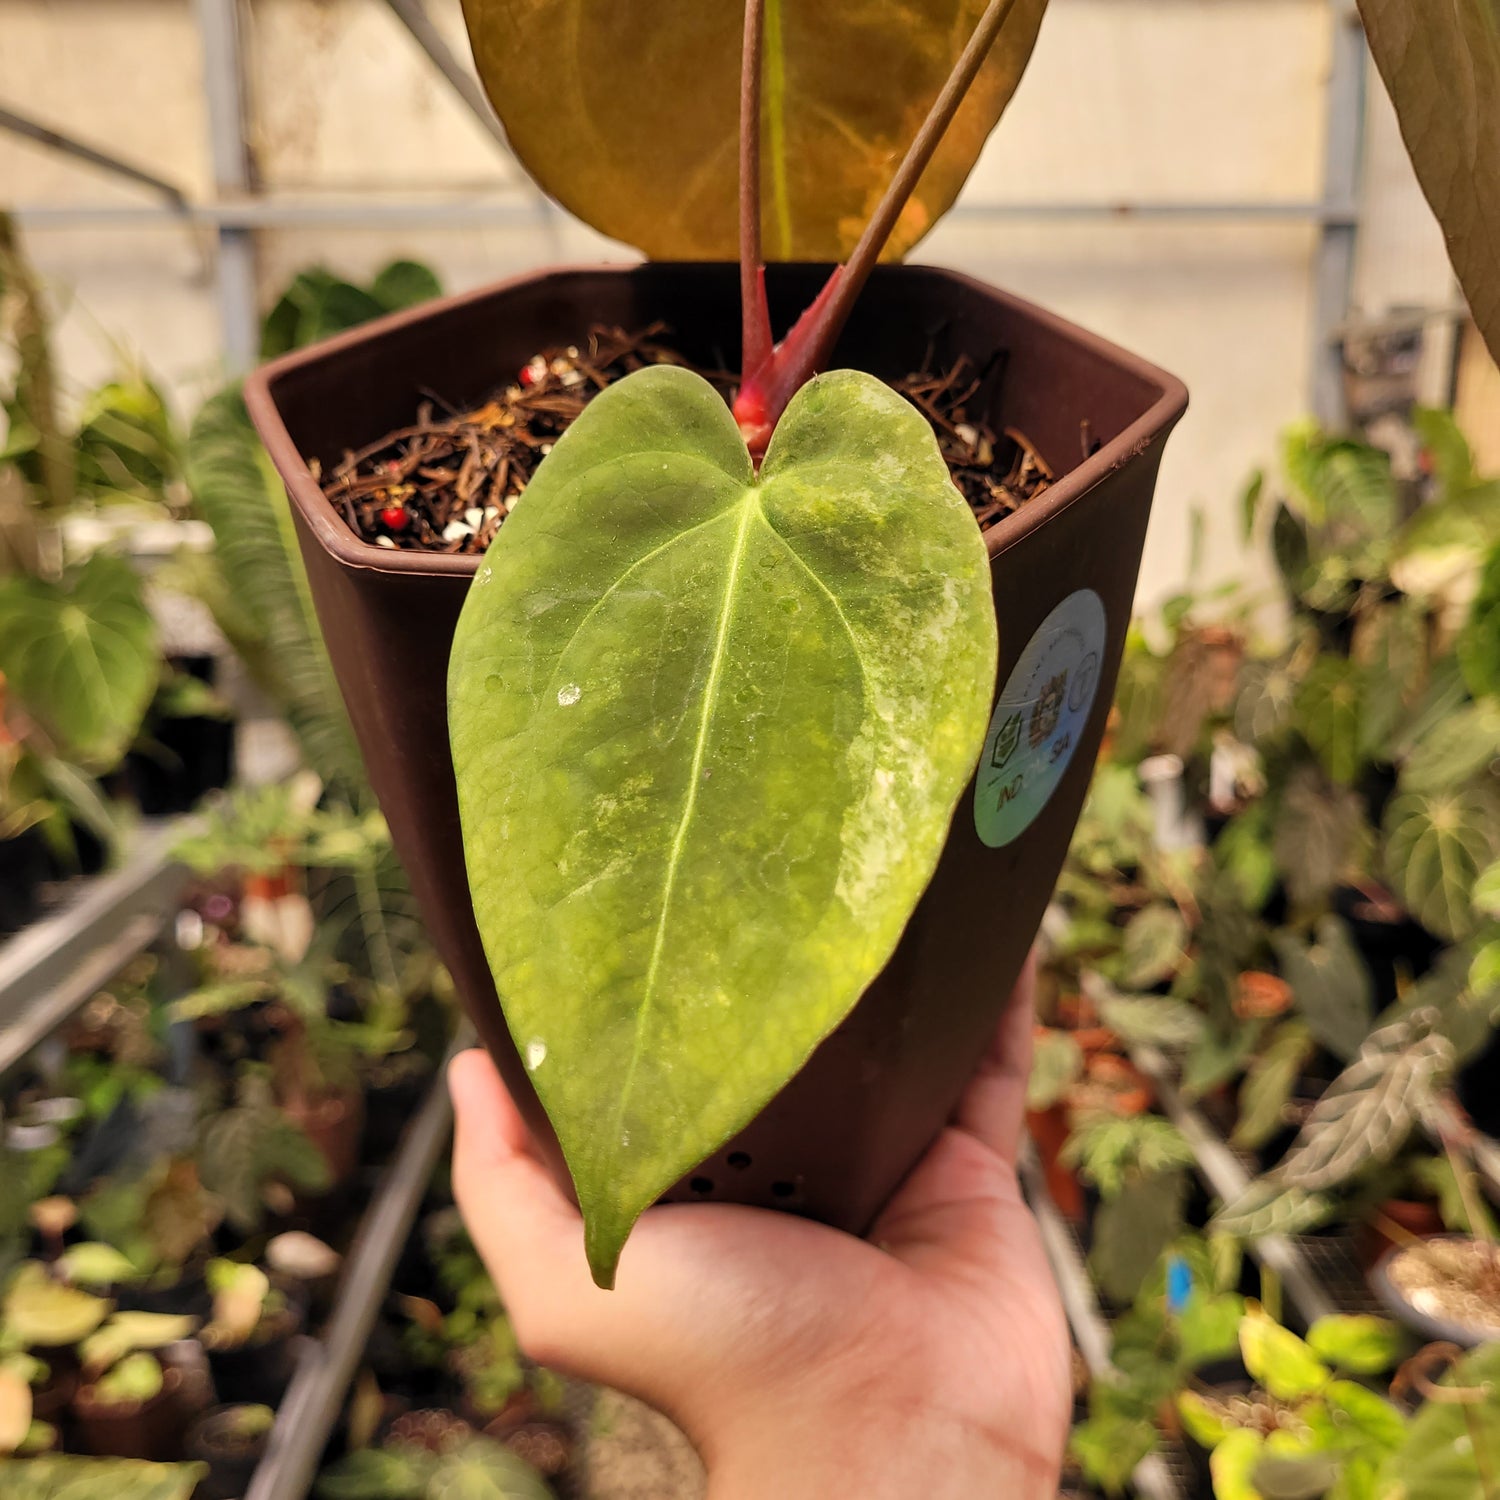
72,1364,189,1461
246,262,1187,1231
205,1300,305,1406
185,1405,272,1500
0,826,50,935
126,657,235,816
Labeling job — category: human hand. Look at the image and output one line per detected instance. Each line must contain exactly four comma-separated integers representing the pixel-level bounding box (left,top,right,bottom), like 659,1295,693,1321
449,956,1070,1500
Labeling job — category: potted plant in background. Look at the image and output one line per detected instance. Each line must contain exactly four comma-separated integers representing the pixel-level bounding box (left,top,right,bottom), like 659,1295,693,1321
247,0,1187,1286
70,1307,200,1461
183,1401,275,1500
1173,1304,1406,1500
197,1260,304,1408
0,215,169,866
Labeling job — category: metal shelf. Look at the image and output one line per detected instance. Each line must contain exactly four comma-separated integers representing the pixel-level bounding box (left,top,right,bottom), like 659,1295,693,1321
246,1035,468,1500
0,817,196,1080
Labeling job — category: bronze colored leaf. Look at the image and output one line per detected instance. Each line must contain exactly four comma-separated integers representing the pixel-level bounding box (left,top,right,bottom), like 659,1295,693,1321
461,0,1049,261
1357,0,1500,366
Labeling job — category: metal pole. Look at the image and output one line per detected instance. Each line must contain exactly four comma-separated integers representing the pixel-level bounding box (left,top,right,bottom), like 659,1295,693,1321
193,0,259,373
380,0,513,158
244,1045,463,1500
1310,0,1367,427
11,196,1363,232
380,0,566,257
0,104,189,211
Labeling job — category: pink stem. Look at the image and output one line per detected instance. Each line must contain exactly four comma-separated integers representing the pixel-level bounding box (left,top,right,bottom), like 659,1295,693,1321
735,0,1023,458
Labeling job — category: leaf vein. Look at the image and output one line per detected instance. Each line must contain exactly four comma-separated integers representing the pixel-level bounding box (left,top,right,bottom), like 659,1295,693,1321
607,495,759,1153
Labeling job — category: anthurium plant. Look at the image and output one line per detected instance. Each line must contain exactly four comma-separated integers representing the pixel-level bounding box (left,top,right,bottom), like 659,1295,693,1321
450,0,1046,1285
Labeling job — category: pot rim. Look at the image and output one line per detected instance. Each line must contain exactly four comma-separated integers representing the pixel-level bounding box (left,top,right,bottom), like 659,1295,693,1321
1369,1234,1500,1348
244,261,1189,578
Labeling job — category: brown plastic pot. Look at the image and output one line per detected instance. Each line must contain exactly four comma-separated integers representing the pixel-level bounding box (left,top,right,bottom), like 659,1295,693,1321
246,261,1186,1235
282,1086,365,1186
1025,1100,1085,1222
72,1363,188,1461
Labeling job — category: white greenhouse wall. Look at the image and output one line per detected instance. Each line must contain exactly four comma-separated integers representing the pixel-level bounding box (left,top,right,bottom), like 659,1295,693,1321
0,0,1486,613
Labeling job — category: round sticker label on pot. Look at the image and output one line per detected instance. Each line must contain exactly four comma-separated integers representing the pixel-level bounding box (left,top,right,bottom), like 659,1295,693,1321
974,588,1106,849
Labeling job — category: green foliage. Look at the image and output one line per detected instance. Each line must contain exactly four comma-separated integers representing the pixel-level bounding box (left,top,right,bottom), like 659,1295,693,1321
1211,1177,1336,1242
1070,1401,1157,1496
315,1437,553,1500
1120,904,1189,989
1272,769,1368,910
450,365,996,1286
0,553,157,770
1215,1013,1454,1235
369,261,443,316
1457,542,1500,700
1240,1306,1330,1400
1073,1236,1247,1491
199,1081,332,1233
1409,1154,1499,1237
1236,659,1301,748
1062,1115,1196,1199
1272,918,1373,1063
1097,993,1206,1052
1026,1029,1082,1110
1092,1171,1189,1306
1214,802,1278,911
316,1448,434,1500
1373,1342,1500,1500
1383,785,1500,941
1276,422,1396,611
0,1456,206,1500
79,1314,195,1378
1179,1307,1407,1500
1,1263,109,1348
1295,657,1364,785
1397,699,1500,796
1303,1315,1402,1375
79,1159,222,1277
72,376,181,508
260,260,443,359
1232,1020,1315,1151
90,1352,162,1406
184,388,366,796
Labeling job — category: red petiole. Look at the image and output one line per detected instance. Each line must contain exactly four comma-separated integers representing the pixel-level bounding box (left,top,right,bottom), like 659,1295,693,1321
733,0,1024,460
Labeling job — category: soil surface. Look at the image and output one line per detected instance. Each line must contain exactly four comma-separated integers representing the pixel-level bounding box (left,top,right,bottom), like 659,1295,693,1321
1387,1238,1500,1336
316,324,1054,555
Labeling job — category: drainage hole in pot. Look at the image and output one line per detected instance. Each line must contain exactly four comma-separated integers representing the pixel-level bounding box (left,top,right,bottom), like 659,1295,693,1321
771,1181,797,1199
690,1177,714,1195
727,1152,752,1170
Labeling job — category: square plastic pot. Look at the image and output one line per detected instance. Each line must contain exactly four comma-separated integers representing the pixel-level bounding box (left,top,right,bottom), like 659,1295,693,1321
246,262,1186,1234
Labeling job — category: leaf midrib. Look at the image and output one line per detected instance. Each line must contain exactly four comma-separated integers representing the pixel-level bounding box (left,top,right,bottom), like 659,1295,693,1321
607,493,760,1151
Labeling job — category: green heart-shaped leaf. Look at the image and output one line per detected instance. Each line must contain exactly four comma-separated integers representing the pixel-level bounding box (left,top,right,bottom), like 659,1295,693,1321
0,553,156,770
450,365,997,1285
1383,786,1500,941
